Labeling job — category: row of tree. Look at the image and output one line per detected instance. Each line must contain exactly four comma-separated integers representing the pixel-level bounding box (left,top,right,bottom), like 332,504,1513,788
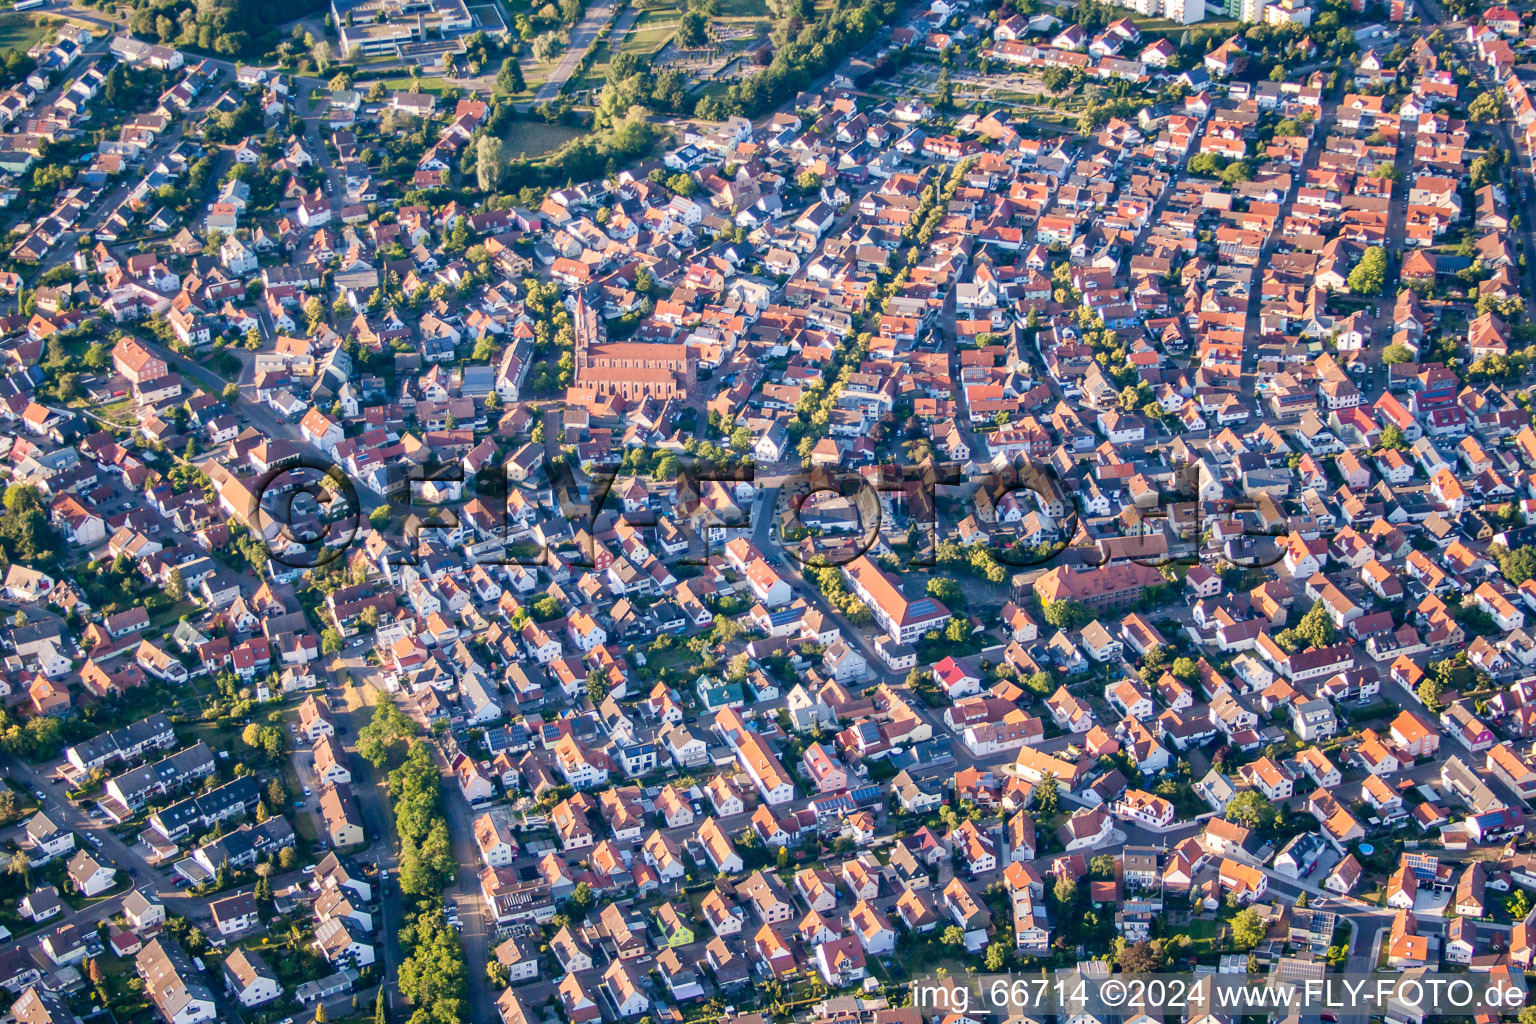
127,0,319,56
359,701,417,768
385,728,467,1024
387,741,457,896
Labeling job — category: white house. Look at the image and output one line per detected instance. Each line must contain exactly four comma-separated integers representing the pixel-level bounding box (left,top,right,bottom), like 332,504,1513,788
23,813,74,866
475,813,519,868
314,918,375,968
223,948,281,1007
67,850,116,897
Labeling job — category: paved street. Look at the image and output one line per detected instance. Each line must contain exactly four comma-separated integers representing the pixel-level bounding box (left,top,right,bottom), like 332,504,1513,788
531,0,622,103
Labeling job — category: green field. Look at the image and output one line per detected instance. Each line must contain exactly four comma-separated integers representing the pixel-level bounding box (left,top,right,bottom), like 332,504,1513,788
1183,917,1228,956
504,117,585,159
1130,13,1240,36
376,75,455,95
0,11,52,53
627,3,686,55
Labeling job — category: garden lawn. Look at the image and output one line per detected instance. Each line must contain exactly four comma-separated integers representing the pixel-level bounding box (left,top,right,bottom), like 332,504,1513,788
505,118,585,161
1184,917,1226,956
376,76,453,95
0,12,51,52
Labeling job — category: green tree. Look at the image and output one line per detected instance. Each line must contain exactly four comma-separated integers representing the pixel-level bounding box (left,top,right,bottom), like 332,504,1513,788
1224,791,1280,833
7,850,28,890
1382,343,1414,365
321,628,343,655
1035,773,1060,817
586,670,609,704
1276,601,1336,653
496,57,526,94
1500,545,1536,585
941,925,965,946
477,135,506,192
1379,424,1406,450
1294,601,1337,648
1219,161,1252,185
1231,907,1267,951
1120,940,1160,973
1347,246,1388,296
1042,599,1089,630
1188,152,1226,177
532,31,561,60
676,10,708,46
1469,90,1505,123
927,578,962,605
1052,875,1078,904
1040,65,1072,92
358,701,414,768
